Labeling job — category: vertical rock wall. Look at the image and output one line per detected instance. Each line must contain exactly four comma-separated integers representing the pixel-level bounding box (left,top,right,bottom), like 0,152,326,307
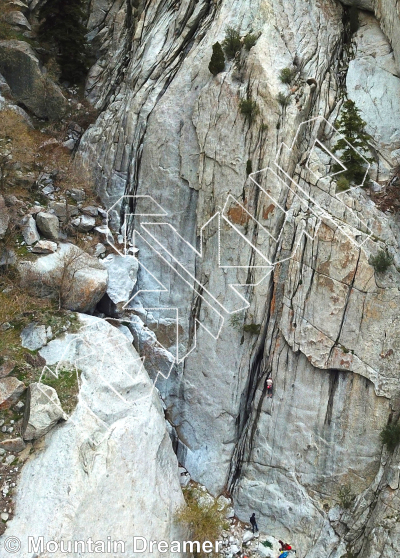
78,0,400,555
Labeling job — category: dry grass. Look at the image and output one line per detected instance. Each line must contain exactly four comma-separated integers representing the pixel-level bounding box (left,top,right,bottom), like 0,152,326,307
0,272,78,368
175,486,228,557
0,0,23,41
0,109,45,195
0,274,54,361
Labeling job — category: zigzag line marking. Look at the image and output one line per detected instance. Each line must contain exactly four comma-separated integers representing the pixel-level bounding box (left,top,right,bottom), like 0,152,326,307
32,114,380,445
36,321,155,447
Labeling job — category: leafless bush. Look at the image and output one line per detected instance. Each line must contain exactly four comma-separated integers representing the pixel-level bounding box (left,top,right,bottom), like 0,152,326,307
20,246,87,310
41,246,86,310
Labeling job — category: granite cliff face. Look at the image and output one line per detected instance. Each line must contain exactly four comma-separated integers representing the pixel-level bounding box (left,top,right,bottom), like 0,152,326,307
76,0,400,555
3,0,399,556
3,315,185,558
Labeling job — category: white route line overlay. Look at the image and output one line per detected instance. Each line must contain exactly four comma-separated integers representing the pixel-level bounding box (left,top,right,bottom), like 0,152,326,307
37,321,155,447
104,116,374,360
36,115,377,445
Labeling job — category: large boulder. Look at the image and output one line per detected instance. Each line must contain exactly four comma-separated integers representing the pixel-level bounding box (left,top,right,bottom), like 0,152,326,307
347,13,400,161
0,437,26,453
102,253,138,308
0,40,67,120
18,243,108,312
3,11,32,30
36,211,59,241
71,214,96,232
4,315,185,556
22,382,67,441
21,214,40,245
48,201,79,222
20,322,48,351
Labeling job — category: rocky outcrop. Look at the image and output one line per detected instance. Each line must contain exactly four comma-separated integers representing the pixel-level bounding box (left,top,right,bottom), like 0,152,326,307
3,315,185,557
3,11,31,30
21,214,40,245
342,2,400,74
102,253,138,307
347,12,400,172
18,243,108,312
36,211,59,241
375,0,400,73
22,383,67,441
2,0,398,554
20,322,48,351
0,40,67,120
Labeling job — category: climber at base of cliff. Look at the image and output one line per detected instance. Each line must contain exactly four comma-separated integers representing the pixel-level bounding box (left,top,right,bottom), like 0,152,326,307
249,512,258,533
279,539,296,557
266,377,273,398
279,540,292,551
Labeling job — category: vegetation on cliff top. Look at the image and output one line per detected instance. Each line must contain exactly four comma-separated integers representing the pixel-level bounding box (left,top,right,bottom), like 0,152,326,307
333,100,373,190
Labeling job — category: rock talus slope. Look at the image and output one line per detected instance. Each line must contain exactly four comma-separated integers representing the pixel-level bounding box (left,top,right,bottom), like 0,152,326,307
74,0,400,556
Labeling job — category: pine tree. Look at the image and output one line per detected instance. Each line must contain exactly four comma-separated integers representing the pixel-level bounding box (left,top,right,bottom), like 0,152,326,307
208,42,225,76
38,0,88,84
332,99,373,187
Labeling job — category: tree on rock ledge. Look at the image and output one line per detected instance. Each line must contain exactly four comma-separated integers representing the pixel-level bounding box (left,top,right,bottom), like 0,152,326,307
208,42,225,76
38,0,88,83
332,99,373,188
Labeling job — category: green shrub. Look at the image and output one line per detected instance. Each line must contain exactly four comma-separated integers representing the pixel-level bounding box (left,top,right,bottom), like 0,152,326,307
243,323,261,335
277,92,290,107
332,100,372,186
338,483,355,509
336,176,350,192
380,423,400,452
279,67,294,84
246,160,253,176
209,42,225,76
222,27,242,59
243,33,258,51
175,487,228,557
369,250,393,273
239,98,259,123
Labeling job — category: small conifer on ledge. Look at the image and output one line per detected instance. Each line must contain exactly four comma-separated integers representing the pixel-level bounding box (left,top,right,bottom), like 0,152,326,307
209,42,225,76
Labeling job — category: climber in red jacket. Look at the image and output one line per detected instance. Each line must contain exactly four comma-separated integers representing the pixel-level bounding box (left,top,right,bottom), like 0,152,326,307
279,540,292,551
266,377,273,398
